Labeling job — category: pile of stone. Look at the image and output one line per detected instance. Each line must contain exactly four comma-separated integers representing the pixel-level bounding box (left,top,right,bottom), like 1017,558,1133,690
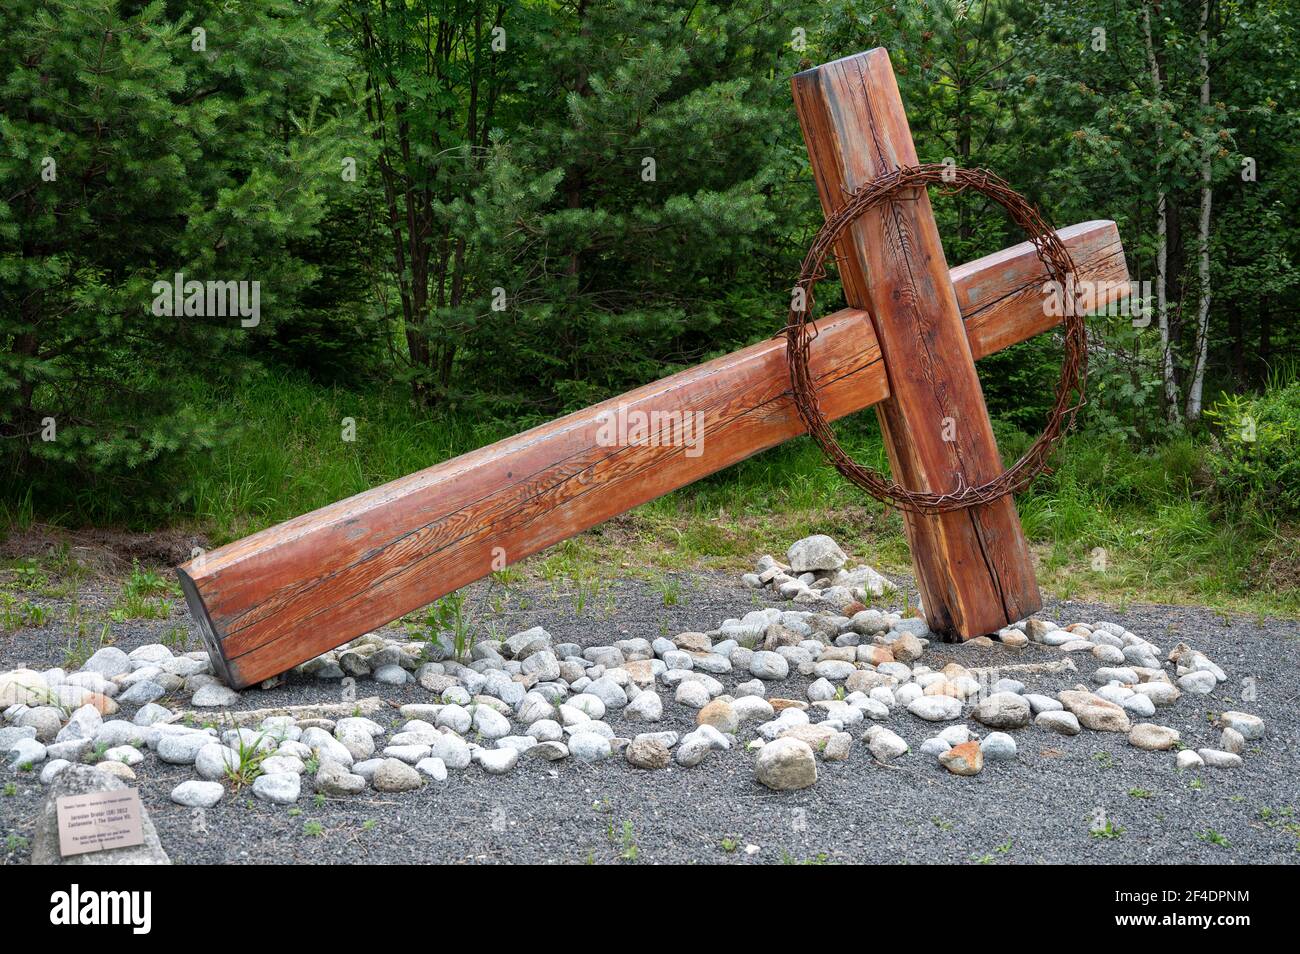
0,535,1267,805
742,535,897,609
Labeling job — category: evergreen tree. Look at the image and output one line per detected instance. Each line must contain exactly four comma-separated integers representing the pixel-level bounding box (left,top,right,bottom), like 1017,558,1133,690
0,0,356,492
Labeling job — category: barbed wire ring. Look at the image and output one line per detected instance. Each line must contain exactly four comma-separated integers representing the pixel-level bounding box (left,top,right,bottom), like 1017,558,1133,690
786,163,1087,515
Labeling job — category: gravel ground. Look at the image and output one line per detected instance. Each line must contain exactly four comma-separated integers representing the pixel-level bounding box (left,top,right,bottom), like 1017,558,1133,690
2,567,1297,865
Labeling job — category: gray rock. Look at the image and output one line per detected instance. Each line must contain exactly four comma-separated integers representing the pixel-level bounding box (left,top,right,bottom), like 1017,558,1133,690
920,737,951,757
823,732,852,761
56,704,103,744
585,676,628,710
674,680,711,709
980,732,1017,761
936,724,970,746
261,753,304,779
129,644,174,666
1176,671,1217,695
252,772,300,804
81,647,132,679
814,659,857,681
1024,693,1063,714
471,705,511,740
1091,643,1126,664
733,696,776,724
373,758,422,792
18,706,64,742
755,737,817,790
40,759,71,784
566,692,607,719
335,727,376,762
302,730,354,767
907,696,962,721
31,765,170,864
495,735,537,755
477,747,519,774
435,704,472,734
749,651,789,680
516,693,556,726
1121,694,1157,718
170,780,225,808
118,681,166,706
525,719,563,743
674,735,712,767
1094,666,1139,686
415,757,449,781
382,744,431,764
504,625,552,660
521,651,560,683
686,724,730,752
430,734,471,770
373,664,409,686
10,737,51,768
626,737,671,769
528,741,569,761
973,692,1031,729
156,732,215,765
568,732,612,763
0,725,37,749
338,651,372,678
1197,748,1242,769
194,743,241,781
1175,749,1205,770
1221,727,1245,754
45,738,92,762
191,684,241,707
315,759,366,795
1133,682,1180,706
1220,711,1264,741
625,690,662,722
786,535,847,573
133,703,173,726
866,727,909,762
1036,710,1081,736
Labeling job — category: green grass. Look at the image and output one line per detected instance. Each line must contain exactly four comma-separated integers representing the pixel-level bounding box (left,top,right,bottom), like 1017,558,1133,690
3,369,1297,618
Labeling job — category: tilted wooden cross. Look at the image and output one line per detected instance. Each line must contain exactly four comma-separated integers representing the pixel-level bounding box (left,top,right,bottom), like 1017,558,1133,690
179,49,1130,689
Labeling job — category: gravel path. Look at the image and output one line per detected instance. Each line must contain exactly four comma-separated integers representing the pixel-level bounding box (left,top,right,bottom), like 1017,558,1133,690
2,568,1297,865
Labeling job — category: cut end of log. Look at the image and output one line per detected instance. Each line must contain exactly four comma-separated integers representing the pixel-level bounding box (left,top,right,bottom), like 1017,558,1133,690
176,566,239,688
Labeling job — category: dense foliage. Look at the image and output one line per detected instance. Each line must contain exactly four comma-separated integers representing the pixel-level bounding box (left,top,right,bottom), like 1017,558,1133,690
2,0,1297,530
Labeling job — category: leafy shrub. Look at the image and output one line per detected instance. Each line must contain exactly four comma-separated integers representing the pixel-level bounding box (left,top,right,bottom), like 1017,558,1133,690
1204,381,1300,517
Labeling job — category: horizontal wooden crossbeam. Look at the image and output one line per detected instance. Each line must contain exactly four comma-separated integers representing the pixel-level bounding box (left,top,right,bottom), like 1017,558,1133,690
179,221,1128,688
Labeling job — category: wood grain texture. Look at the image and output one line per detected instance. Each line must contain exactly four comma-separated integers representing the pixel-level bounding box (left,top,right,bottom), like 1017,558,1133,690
181,220,1127,688
791,47,1043,639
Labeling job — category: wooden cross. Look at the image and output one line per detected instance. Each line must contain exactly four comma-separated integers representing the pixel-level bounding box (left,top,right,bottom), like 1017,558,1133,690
179,48,1130,689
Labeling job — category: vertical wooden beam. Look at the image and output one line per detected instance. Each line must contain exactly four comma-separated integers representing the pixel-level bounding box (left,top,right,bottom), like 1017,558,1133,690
791,48,1041,637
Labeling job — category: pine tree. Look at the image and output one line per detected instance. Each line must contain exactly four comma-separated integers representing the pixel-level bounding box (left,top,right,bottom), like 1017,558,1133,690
0,0,356,494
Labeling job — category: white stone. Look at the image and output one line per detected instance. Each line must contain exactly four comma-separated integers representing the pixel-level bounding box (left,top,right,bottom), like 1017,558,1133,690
477,747,519,774
568,732,612,763
191,684,241,707
171,780,224,808
866,727,909,762
907,695,962,721
754,737,817,790
786,535,847,573
253,772,300,804
749,651,789,680
1220,711,1263,740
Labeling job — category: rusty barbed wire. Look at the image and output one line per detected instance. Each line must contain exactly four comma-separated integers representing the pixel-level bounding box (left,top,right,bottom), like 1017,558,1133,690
785,163,1087,515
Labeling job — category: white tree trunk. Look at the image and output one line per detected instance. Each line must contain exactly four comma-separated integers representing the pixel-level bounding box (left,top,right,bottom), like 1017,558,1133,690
1141,3,1180,422
1186,0,1214,421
